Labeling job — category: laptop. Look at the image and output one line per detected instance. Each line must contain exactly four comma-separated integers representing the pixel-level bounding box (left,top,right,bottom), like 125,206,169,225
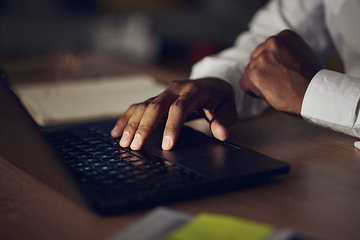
0,70,290,215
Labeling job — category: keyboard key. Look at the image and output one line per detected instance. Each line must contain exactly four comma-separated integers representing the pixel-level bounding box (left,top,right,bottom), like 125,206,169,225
51,126,204,198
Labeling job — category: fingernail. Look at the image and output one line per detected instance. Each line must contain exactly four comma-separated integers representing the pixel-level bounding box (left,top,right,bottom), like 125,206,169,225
215,127,228,141
130,133,141,149
162,135,173,150
354,141,360,150
120,131,130,146
111,125,118,134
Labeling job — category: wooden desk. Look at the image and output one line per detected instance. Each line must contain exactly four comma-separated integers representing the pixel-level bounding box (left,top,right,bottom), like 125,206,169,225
1,54,360,240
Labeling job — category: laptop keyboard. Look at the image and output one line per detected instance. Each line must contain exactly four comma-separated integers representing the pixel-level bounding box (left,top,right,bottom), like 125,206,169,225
49,127,203,198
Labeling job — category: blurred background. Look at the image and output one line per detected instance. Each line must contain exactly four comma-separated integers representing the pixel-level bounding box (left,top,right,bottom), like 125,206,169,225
0,0,268,73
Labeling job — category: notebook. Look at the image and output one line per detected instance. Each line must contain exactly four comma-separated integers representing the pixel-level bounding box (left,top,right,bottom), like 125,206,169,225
0,70,290,215
10,74,166,127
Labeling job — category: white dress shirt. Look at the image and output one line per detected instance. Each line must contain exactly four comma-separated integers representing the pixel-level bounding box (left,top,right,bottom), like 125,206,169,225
189,0,360,144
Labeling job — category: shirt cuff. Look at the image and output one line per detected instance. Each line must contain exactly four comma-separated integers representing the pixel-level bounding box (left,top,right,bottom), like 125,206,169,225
301,69,360,133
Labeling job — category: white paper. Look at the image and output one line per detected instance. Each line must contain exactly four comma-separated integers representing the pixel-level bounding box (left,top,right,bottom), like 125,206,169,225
11,74,166,126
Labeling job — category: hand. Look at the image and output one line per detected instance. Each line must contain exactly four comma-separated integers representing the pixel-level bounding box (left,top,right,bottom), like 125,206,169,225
111,78,237,150
240,29,324,116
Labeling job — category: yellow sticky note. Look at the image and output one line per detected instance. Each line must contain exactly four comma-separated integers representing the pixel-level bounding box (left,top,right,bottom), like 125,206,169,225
163,213,274,240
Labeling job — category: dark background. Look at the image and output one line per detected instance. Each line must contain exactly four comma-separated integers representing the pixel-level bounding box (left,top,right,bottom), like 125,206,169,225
0,0,267,71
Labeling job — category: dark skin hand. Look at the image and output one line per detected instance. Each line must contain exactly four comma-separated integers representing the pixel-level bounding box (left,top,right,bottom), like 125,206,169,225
112,29,324,151
111,78,238,150
240,29,324,116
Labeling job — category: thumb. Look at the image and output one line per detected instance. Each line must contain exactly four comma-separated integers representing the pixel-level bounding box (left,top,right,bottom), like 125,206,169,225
210,120,229,141
209,100,237,141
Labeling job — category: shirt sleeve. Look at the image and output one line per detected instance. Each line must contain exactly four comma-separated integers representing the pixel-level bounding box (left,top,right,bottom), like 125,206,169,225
189,0,332,119
301,69,360,137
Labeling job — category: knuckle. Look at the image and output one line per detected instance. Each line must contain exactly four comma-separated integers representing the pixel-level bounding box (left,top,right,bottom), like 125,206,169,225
129,101,147,111
251,51,273,69
147,98,163,110
168,79,199,93
168,80,182,87
169,98,188,118
172,98,187,110
116,116,129,126
257,54,270,65
137,123,152,133
167,80,184,91
125,121,139,130
279,29,295,37
249,68,263,82
187,81,201,92
136,102,149,111
265,35,281,50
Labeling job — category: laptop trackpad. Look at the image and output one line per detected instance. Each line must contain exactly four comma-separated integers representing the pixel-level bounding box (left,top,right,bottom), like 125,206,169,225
143,125,277,178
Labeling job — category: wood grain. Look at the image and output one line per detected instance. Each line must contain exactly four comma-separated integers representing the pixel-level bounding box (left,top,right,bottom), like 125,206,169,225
1,54,360,240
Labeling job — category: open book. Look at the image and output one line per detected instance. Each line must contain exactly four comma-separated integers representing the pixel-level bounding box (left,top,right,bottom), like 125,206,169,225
11,74,166,127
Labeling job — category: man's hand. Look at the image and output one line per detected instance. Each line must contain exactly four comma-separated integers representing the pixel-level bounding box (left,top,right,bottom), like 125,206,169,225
111,78,237,150
240,29,324,116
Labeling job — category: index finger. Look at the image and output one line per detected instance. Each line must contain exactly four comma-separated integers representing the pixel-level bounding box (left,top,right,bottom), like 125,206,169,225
161,82,216,150
127,88,180,150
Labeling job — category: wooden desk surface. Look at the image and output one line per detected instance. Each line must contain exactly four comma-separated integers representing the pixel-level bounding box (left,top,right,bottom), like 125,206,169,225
1,54,360,240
